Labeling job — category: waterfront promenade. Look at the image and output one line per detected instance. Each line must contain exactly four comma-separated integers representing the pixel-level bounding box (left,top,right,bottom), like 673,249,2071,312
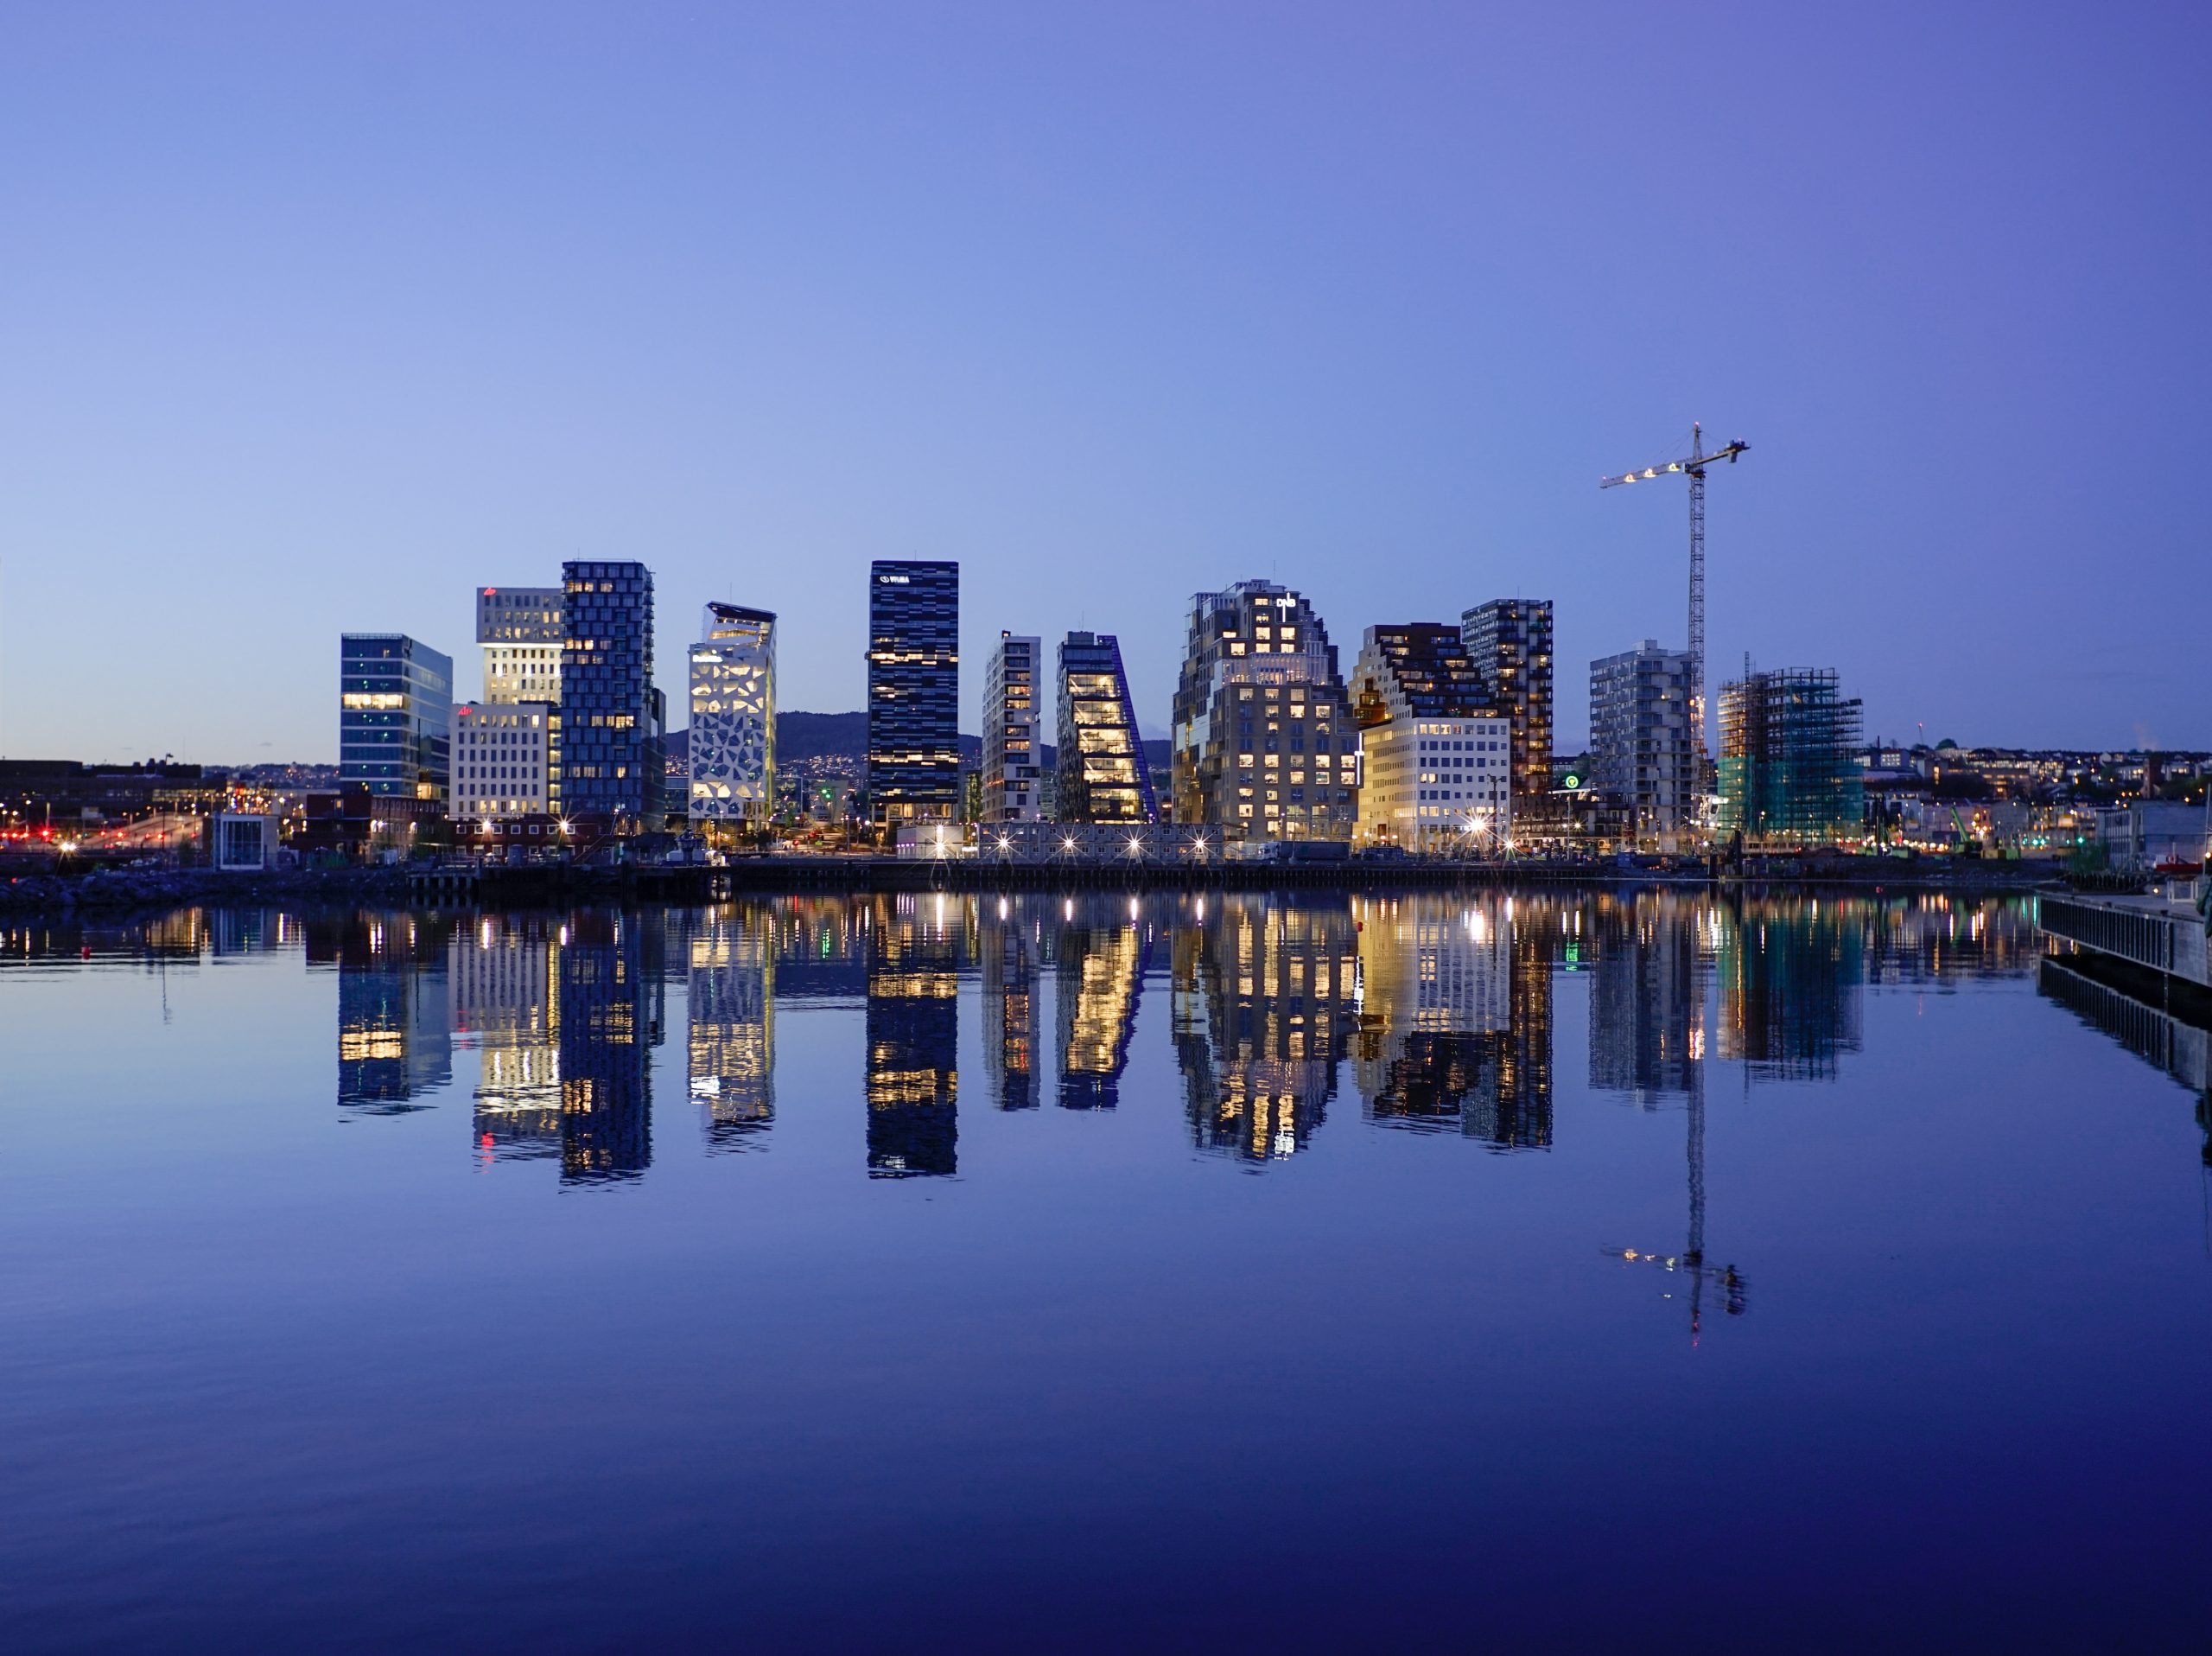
0,850,2056,916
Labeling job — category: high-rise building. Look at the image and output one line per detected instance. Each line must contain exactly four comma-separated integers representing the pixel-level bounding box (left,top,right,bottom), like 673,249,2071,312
451,701,554,820
475,587,563,704
866,560,960,825
1589,640,1699,840
1056,631,1156,823
982,634,1042,821
340,634,453,807
560,561,663,825
1170,580,1357,840
688,602,776,834
1717,668,1865,845
1460,600,1554,805
1349,623,1510,853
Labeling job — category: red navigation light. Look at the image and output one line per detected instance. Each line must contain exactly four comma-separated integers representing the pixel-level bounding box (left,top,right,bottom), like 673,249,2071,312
484,588,496,595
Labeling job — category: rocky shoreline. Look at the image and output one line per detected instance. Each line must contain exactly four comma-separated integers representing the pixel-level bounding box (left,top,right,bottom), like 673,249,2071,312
0,866,411,915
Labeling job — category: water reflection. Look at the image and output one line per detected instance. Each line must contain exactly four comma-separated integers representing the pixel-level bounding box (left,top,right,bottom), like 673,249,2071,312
1354,895,1554,1148
310,913,455,1112
1056,908,1149,1110
866,895,960,1178
690,907,774,1152
1173,897,1357,1162
454,914,563,1157
980,901,1039,1111
2038,954,2212,1162
556,910,662,1181
10,892,2119,1180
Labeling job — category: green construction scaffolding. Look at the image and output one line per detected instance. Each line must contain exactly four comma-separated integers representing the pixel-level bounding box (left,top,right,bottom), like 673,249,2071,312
1717,668,1864,844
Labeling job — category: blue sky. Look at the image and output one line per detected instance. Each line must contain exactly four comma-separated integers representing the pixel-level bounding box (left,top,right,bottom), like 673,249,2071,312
3,2,2204,761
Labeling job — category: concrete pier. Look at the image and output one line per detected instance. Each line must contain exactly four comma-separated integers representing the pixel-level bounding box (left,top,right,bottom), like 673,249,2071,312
2037,888,2211,996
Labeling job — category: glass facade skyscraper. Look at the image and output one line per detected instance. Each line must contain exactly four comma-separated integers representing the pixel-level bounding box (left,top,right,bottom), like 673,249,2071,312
866,560,960,825
560,560,663,825
339,634,453,806
1055,631,1155,823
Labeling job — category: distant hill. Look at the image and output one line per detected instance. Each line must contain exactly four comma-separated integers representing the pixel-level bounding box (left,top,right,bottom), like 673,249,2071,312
669,712,982,766
777,710,869,763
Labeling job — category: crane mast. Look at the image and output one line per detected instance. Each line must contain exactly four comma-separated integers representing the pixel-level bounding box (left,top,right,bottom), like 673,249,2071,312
1686,424,1708,791
1600,423,1749,799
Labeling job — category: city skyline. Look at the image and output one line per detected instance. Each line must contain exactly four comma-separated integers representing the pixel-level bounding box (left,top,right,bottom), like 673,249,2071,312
3,8,2205,762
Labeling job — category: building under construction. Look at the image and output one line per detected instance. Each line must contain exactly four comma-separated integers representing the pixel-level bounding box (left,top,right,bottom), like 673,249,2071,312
1717,668,1864,845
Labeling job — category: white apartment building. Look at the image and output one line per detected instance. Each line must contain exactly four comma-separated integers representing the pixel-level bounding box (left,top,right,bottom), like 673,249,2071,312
1351,624,1510,854
453,702,554,818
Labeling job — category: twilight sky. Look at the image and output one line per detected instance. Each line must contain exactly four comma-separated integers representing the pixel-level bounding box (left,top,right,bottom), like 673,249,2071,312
3,2,2205,761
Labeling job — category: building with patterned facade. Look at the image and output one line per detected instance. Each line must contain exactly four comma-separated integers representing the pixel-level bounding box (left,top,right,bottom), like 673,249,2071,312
1170,580,1357,841
866,560,960,825
688,602,776,834
1460,599,1554,805
982,633,1042,821
1350,623,1510,853
559,561,664,825
1056,631,1156,823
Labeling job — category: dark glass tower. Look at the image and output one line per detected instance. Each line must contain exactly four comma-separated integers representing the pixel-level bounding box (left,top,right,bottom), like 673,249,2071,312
559,560,664,825
866,560,960,825
1460,599,1555,806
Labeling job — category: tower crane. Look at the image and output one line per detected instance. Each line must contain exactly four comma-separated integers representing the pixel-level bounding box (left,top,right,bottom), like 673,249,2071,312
1600,423,1750,787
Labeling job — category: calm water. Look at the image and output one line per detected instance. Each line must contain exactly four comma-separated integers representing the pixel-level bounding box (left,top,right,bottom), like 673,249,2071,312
3,891,2208,1652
